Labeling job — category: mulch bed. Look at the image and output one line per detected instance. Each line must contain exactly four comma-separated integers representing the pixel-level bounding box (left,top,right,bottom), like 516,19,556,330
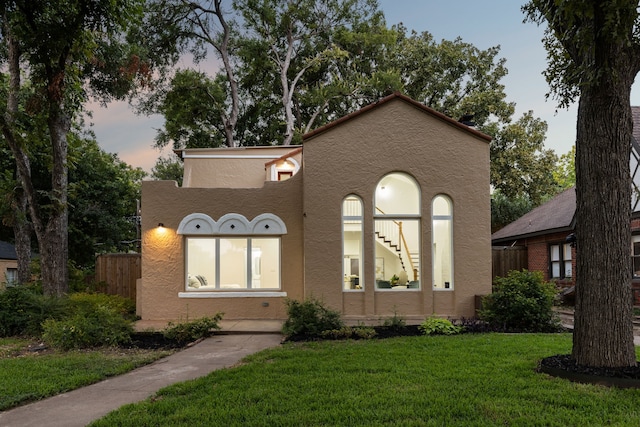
539,354,640,388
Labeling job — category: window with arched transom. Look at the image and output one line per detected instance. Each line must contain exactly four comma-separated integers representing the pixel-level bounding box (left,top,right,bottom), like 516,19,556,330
374,173,420,290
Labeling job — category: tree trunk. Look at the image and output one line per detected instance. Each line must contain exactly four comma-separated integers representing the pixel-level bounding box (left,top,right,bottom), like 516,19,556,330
572,76,636,367
12,192,32,284
36,106,70,297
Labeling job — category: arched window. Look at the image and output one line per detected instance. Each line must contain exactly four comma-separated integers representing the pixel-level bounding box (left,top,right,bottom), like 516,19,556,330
374,173,421,289
343,195,363,290
432,195,453,290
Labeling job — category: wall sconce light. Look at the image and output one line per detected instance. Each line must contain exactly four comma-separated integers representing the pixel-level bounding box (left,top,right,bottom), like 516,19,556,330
158,223,164,228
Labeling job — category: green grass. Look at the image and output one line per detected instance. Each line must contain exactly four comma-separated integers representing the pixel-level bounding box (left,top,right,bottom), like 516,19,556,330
91,334,640,426
0,338,171,410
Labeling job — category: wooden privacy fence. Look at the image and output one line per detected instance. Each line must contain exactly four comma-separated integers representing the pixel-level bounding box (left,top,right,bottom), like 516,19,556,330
492,246,527,279
95,253,141,300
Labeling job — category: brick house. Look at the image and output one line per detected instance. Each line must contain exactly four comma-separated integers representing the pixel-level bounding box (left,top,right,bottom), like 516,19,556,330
492,107,640,304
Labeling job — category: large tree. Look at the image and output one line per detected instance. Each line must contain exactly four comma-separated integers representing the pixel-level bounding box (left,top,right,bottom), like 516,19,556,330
526,0,640,368
0,0,152,296
68,136,145,268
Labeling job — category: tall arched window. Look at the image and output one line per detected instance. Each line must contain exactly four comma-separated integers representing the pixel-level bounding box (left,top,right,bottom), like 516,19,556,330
343,195,363,290
432,195,453,290
374,173,421,289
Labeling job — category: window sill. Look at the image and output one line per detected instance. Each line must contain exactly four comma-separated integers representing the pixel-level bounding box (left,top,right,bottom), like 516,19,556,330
179,291,287,298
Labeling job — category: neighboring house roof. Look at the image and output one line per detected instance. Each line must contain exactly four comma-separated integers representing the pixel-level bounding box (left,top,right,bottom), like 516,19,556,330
302,91,492,143
491,187,576,244
0,241,17,260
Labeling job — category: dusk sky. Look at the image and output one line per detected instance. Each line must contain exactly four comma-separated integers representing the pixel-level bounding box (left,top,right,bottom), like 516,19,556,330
87,1,640,173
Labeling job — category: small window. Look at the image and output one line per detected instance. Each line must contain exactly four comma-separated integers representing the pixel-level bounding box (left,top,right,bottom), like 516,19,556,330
550,242,572,279
278,171,293,181
432,195,453,290
632,235,640,278
343,195,363,291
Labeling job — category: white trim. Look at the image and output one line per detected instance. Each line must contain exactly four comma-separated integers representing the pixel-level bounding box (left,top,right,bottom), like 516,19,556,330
179,291,287,298
177,213,218,235
270,157,301,181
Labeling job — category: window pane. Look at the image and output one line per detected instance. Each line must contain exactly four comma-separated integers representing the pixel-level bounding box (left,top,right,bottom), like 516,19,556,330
564,261,572,278
550,245,560,261
433,196,451,216
375,219,420,289
344,196,363,290
343,220,363,290
343,195,362,216
251,238,280,289
551,261,560,278
433,218,452,289
563,244,572,261
219,238,247,289
186,238,216,289
375,173,420,215
634,256,640,277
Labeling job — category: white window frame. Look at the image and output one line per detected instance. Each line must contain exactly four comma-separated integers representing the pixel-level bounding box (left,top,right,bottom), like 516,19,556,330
343,195,364,291
177,213,287,297
432,195,454,291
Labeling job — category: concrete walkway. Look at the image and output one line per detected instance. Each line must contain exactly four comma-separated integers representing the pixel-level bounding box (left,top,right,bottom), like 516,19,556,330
0,333,283,427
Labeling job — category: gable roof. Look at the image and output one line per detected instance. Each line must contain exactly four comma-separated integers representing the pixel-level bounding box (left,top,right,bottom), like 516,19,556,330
0,241,17,260
491,187,576,244
302,92,492,143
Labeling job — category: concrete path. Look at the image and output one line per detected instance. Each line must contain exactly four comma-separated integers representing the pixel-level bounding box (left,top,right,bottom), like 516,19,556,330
0,333,283,427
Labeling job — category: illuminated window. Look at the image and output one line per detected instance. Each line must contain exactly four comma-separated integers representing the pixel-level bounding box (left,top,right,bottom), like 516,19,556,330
374,173,420,290
179,213,285,291
432,195,453,290
343,195,363,291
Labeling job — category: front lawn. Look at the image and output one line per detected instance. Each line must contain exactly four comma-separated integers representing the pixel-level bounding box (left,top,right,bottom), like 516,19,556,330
92,333,640,426
0,338,172,410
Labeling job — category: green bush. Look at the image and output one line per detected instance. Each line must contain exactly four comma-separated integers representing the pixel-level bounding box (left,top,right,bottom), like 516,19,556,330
42,304,133,350
480,269,560,332
0,286,67,337
69,292,136,320
382,311,407,331
419,317,463,336
41,293,138,350
163,314,223,345
320,325,377,340
282,297,344,339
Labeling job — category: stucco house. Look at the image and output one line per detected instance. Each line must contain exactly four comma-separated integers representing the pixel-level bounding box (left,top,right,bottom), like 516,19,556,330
137,92,493,324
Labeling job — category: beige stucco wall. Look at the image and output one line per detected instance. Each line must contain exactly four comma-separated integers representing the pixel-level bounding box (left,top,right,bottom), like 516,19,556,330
138,175,304,322
302,98,492,322
182,146,301,188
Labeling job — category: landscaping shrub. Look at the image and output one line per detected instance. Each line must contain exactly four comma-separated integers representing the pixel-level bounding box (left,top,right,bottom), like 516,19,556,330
0,285,67,337
163,314,223,345
480,269,561,332
41,293,138,350
320,325,377,340
382,311,407,331
282,297,344,339
69,292,136,321
42,304,133,350
419,317,463,336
